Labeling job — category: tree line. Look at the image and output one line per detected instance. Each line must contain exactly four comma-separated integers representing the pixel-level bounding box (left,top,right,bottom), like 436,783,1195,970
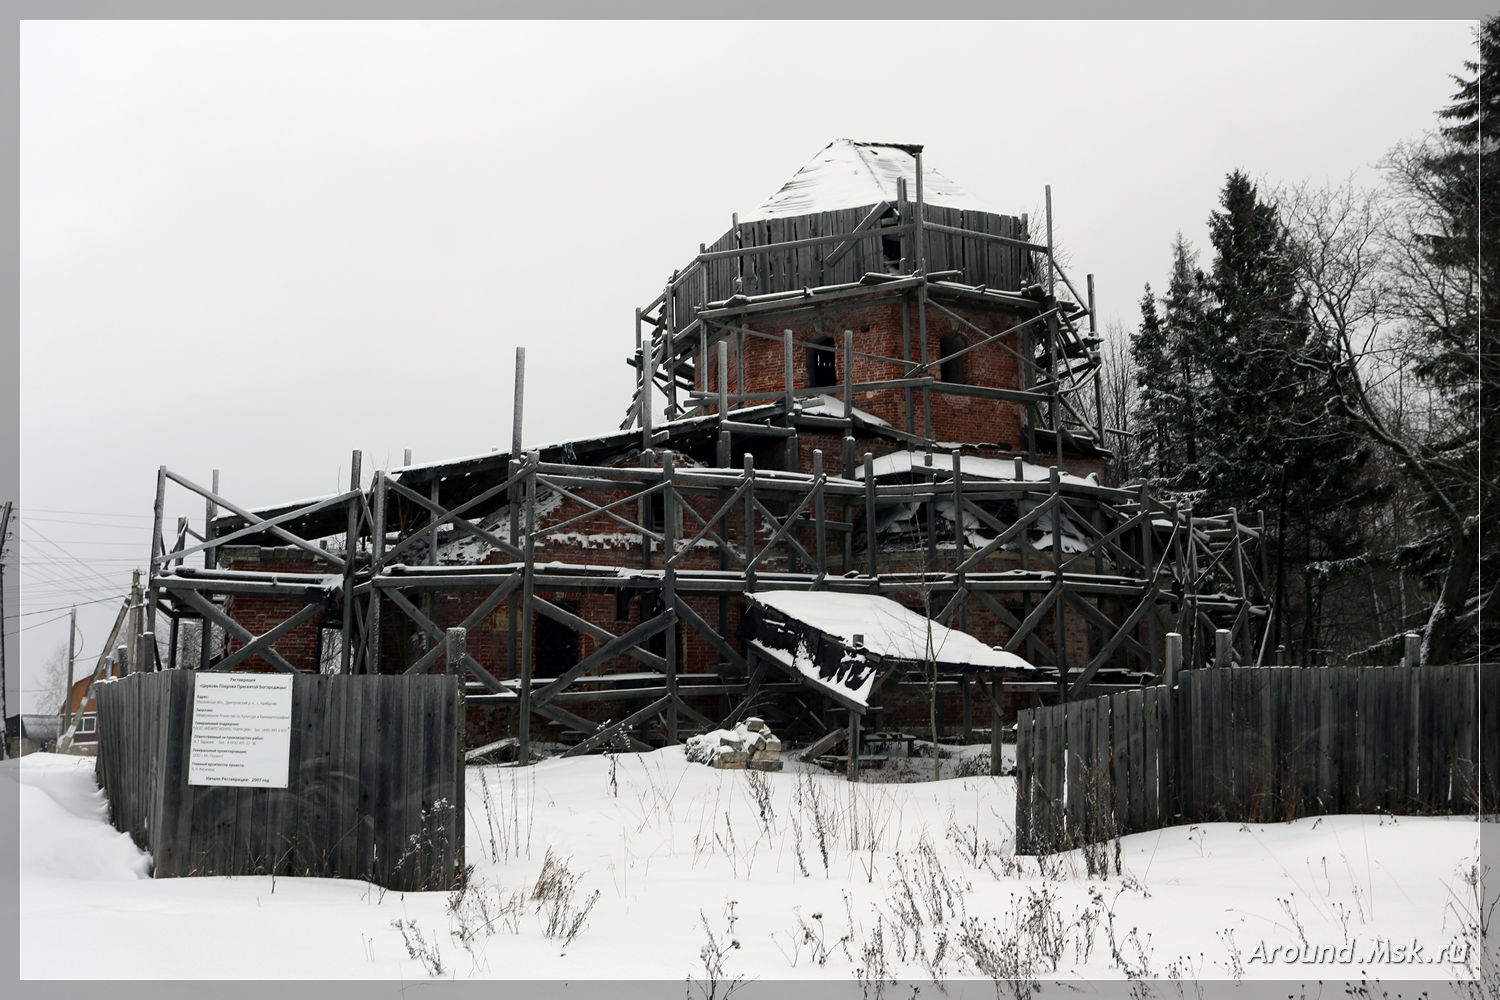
1099,18,1495,667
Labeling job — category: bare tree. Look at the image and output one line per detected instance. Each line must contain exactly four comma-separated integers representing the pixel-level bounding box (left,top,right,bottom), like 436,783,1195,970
1095,320,1137,484
35,642,71,715
1277,167,1488,664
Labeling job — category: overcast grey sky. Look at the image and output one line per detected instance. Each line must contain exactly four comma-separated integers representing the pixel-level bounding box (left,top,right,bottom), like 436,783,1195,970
13,19,1478,712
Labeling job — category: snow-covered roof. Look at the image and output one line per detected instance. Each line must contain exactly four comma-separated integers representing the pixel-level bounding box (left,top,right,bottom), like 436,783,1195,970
741,140,985,222
857,450,1102,489
747,590,1032,673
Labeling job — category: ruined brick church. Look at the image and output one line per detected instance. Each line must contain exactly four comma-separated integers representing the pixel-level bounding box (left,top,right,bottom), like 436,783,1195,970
144,140,1267,761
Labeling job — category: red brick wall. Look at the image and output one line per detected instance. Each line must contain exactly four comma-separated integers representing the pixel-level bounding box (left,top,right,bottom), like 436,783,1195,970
700,297,1030,451
221,550,336,672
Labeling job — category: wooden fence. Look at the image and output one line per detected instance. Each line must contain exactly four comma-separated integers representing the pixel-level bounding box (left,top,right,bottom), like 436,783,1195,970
95,670,465,892
1014,664,1496,854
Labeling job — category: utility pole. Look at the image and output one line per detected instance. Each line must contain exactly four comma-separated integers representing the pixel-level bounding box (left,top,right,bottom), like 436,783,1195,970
0,501,12,760
65,606,77,716
127,569,143,673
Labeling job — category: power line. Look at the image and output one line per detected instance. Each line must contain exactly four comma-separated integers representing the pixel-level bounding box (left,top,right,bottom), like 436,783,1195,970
20,523,123,592
15,507,155,520
5,594,125,620
13,612,70,635
16,515,154,530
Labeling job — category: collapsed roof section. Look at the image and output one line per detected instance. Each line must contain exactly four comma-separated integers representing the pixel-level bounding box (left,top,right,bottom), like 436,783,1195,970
743,589,1036,712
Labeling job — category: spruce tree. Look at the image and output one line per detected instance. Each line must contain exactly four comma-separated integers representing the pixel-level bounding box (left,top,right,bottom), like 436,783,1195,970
1196,171,1374,661
1130,236,1210,493
1129,283,1174,484
1159,237,1209,495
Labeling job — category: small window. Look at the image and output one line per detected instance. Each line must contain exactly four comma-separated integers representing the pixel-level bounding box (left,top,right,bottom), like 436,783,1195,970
879,208,902,271
939,333,967,384
809,335,837,388
644,488,683,537
79,715,96,734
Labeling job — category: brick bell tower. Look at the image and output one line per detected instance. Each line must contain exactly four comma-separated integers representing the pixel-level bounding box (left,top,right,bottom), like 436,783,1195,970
629,139,1110,477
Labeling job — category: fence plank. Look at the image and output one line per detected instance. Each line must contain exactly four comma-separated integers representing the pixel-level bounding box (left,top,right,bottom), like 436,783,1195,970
1065,699,1084,845
1126,689,1145,834
1111,693,1129,833
1143,686,1160,831
1015,708,1033,853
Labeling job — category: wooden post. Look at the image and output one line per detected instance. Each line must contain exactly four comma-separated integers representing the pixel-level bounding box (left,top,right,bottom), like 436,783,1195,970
506,349,525,686
951,450,966,630
201,469,218,669
126,570,143,674
633,307,644,430
783,330,795,413
1044,184,1055,299
147,466,165,643
924,452,937,571
863,453,878,583
642,311,657,450
368,471,385,675
403,448,412,466
136,631,154,683
507,459,520,693
1404,632,1421,669
518,453,537,765
341,450,361,675
1185,505,1198,668
1051,466,1067,699
812,449,826,582
1140,483,1159,677
717,341,731,467
913,148,926,272
445,627,466,676
1214,628,1231,669
847,710,860,782
717,339,729,418
842,329,854,420
663,451,678,744
960,675,973,744
900,290,915,435
1088,274,1104,440
1044,186,1062,463
989,684,1003,776
743,453,757,593
513,346,526,455
1164,632,1182,689
918,283,933,442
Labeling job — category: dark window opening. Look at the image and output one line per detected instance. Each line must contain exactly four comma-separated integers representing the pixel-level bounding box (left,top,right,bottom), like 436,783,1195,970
939,333,967,384
535,603,579,670
615,590,633,621
879,208,902,271
645,491,665,533
882,235,902,269
809,335,837,388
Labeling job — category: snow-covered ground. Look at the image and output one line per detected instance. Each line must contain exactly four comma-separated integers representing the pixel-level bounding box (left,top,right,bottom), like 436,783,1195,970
12,749,1486,984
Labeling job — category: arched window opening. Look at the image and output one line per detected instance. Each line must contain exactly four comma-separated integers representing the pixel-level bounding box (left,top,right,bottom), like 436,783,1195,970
939,333,967,384
809,335,838,388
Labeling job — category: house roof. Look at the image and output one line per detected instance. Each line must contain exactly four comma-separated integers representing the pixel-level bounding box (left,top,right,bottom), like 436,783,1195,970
740,139,985,222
